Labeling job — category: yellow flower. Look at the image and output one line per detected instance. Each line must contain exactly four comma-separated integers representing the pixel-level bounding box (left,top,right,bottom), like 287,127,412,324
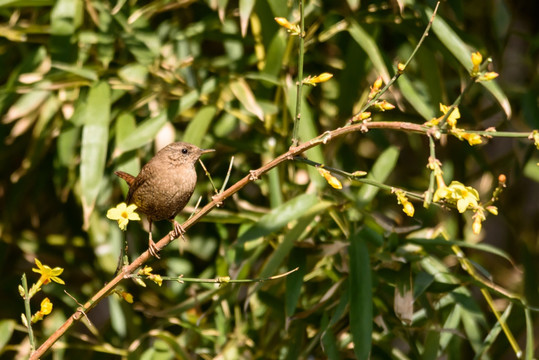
432,181,479,213
149,274,163,287
138,266,153,276
440,103,460,129
448,181,479,213
451,129,483,146
471,209,486,235
32,258,65,286
137,266,163,286
394,190,414,217
304,72,333,86
31,297,53,323
317,167,343,189
374,100,395,111
471,51,482,73
117,290,134,303
478,72,499,82
397,63,406,73
107,203,140,231
274,17,301,35
368,76,383,100
352,112,371,122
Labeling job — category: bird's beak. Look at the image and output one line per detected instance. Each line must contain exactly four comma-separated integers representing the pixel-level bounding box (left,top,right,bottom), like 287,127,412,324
200,148,215,155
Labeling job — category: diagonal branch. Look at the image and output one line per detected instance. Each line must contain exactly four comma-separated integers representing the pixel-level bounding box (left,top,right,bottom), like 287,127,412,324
30,120,428,359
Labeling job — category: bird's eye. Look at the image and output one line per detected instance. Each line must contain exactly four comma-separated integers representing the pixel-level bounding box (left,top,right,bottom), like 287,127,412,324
182,148,188,154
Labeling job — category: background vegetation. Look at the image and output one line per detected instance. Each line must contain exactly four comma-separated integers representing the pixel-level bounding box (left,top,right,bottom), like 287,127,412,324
1,0,538,358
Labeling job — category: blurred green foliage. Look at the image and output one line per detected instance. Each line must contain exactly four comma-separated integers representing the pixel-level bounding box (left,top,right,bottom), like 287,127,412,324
1,0,538,359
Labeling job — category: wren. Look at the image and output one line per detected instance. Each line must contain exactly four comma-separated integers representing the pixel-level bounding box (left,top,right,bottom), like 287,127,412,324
115,142,214,258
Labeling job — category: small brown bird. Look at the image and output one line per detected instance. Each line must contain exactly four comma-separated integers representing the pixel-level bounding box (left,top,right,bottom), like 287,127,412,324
115,142,214,258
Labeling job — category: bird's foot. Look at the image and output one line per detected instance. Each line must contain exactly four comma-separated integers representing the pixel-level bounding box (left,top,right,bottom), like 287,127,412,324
148,234,161,259
170,220,186,241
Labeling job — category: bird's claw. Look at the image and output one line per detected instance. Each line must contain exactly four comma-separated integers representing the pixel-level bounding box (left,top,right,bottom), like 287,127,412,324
170,220,186,241
148,236,161,259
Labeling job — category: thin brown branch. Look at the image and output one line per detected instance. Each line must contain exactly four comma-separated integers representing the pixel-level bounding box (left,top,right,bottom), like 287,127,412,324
30,120,427,359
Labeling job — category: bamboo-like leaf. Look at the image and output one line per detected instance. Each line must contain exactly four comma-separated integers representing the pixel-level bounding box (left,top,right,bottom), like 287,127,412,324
236,193,318,248
0,320,15,353
357,146,399,206
229,77,264,121
183,105,217,146
349,228,373,360
239,0,255,37
80,81,110,229
116,111,167,152
425,7,511,118
348,19,390,84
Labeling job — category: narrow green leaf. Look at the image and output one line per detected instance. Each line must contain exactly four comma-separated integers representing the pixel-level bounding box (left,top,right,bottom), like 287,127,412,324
426,7,511,118
3,88,50,123
397,74,435,120
348,19,390,83
408,237,515,266
239,0,255,37
0,320,15,352
109,296,126,338
52,62,97,81
349,228,373,360
266,0,287,17
357,146,399,206
439,303,462,351
259,213,316,279
80,81,110,229
285,247,306,318
183,105,217,146
473,302,513,360
116,111,167,152
422,330,441,360
51,0,82,35
525,307,533,360
321,313,341,360
235,193,318,248
229,78,264,121
117,63,148,86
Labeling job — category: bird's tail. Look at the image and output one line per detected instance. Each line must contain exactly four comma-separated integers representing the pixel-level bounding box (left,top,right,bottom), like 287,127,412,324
114,171,136,187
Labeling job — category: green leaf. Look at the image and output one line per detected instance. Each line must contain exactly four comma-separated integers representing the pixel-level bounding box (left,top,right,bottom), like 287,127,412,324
422,330,441,360
52,62,97,81
183,105,217,147
116,111,167,152
426,7,511,118
80,81,110,229
397,74,435,120
239,0,255,37
285,248,306,318
0,320,15,352
229,77,264,121
357,146,399,206
235,193,319,249
348,19,390,84
349,228,373,360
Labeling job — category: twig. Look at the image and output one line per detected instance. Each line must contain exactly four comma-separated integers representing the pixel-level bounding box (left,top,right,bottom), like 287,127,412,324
291,0,305,147
29,120,431,359
350,1,440,122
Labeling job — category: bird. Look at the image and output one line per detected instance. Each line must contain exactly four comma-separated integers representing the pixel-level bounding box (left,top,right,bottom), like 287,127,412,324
115,142,214,258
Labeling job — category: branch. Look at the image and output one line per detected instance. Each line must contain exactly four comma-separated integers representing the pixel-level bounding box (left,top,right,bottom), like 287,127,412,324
30,120,428,359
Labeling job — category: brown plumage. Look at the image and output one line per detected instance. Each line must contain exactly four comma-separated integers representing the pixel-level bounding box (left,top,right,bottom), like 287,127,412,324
115,142,214,258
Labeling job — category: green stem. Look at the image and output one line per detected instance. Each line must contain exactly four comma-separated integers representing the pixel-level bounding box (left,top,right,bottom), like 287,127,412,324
22,273,36,352
293,156,430,203
349,1,440,123
291,0,305,147
425,135,437,207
